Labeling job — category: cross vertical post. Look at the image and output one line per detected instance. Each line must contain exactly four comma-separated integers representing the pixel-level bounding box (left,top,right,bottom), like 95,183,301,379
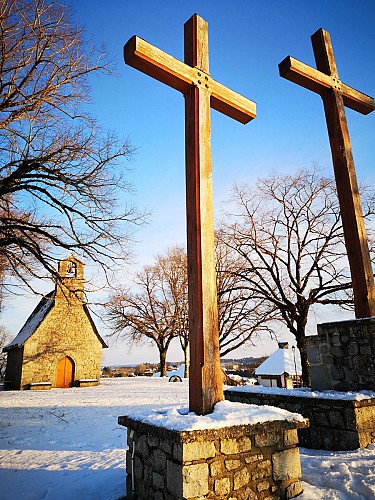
124,14,256,414
183,16,222,415
279,29,375,318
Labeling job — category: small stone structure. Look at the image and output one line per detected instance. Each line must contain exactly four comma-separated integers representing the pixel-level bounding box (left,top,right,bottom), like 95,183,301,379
225,387,375,451
3,255,107,390
306,317,375,391
119,414,308,499
226,319,375,451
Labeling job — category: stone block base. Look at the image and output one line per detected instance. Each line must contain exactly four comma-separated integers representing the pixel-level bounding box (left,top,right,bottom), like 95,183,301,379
118,414,308,499
225,388,375,451
306,317,375,391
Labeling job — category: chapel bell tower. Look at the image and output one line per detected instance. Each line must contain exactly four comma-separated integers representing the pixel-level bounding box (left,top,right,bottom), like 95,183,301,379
56,254,85,301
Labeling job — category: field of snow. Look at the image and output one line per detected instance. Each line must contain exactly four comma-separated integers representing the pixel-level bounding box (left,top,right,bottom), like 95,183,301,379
0,377,374,499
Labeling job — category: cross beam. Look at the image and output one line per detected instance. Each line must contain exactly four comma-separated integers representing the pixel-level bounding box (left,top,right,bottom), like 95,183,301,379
124,36,255,124
279,28,375,318
124,14,256,415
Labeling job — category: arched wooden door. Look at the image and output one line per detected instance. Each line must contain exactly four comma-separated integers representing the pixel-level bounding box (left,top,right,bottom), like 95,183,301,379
56,356,75,388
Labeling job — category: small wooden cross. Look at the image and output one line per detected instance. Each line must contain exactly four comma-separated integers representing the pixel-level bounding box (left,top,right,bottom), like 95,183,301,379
279,28,375,318
124,14,256,414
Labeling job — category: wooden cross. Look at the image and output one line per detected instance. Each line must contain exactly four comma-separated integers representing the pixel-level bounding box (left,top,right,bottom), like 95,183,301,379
279,28,375,318
124,14,256,414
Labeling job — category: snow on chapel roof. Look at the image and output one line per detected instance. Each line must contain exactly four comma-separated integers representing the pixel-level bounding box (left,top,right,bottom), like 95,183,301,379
4,291,55,351
3,291,108,351
254,345,302,376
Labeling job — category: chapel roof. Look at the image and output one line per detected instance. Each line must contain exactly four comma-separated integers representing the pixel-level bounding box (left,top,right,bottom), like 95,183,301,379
3,291,107,351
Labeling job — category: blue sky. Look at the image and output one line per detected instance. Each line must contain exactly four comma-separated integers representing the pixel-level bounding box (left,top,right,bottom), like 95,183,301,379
75,0,375,258
5,0,375,365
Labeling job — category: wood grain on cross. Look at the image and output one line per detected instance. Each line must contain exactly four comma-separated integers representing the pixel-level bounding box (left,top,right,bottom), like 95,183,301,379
124,14,256,414
279,28,375,318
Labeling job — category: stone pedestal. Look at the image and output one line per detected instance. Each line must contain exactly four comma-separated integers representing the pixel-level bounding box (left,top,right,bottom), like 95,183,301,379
225,387,375,451
306,317,375,391
118,414,308,500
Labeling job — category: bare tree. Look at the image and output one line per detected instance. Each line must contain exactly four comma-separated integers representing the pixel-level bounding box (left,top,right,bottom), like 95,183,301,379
220,167,374,386
167,239,276,362
106,247,187,377
155,246,189,377
107,241,277,374
0,0,141,295
215,232,277,357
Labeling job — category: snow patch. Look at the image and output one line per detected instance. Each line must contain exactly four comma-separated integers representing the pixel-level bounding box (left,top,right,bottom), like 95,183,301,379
254,347,302,376
0,377,374,499
126,399,306,431
228,384,375,401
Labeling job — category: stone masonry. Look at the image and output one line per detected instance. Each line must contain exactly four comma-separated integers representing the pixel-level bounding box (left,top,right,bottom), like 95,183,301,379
119,415,309,500
306,317,375,392
225,388,375,451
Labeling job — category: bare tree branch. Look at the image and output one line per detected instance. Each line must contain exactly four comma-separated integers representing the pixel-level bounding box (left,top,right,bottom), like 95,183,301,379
0,0,144,299
105,247,186,377
106,242,277,372
220,166,374,386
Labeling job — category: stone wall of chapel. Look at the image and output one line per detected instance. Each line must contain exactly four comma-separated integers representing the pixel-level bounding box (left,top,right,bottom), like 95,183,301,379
20,299,103,388
4,348,23,389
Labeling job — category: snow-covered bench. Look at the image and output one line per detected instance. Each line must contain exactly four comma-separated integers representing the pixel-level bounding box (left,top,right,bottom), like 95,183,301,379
76,379,99,387
27,382,52,390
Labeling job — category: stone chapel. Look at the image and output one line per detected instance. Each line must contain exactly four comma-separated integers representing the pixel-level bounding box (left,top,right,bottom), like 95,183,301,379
3,255,107,390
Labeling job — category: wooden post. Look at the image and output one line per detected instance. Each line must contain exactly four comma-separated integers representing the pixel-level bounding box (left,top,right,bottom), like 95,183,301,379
124,14,256,414
184,16,221,415
279,28,375,318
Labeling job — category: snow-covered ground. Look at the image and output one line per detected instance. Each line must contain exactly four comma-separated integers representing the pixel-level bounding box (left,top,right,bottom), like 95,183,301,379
0,378,374,499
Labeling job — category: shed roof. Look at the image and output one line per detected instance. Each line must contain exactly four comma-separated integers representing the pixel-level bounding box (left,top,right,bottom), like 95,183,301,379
254,346,302,376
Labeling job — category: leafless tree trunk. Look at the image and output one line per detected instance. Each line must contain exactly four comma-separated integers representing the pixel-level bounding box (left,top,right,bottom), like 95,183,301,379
220,167,374,386
0,325,11,378
182,345,189,378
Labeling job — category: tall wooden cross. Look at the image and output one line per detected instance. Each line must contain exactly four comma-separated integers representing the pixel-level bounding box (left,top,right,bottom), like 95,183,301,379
124,14,256,414
279,28,375,318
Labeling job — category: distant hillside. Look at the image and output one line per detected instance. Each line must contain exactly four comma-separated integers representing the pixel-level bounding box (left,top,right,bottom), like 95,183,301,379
221,356,268,377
